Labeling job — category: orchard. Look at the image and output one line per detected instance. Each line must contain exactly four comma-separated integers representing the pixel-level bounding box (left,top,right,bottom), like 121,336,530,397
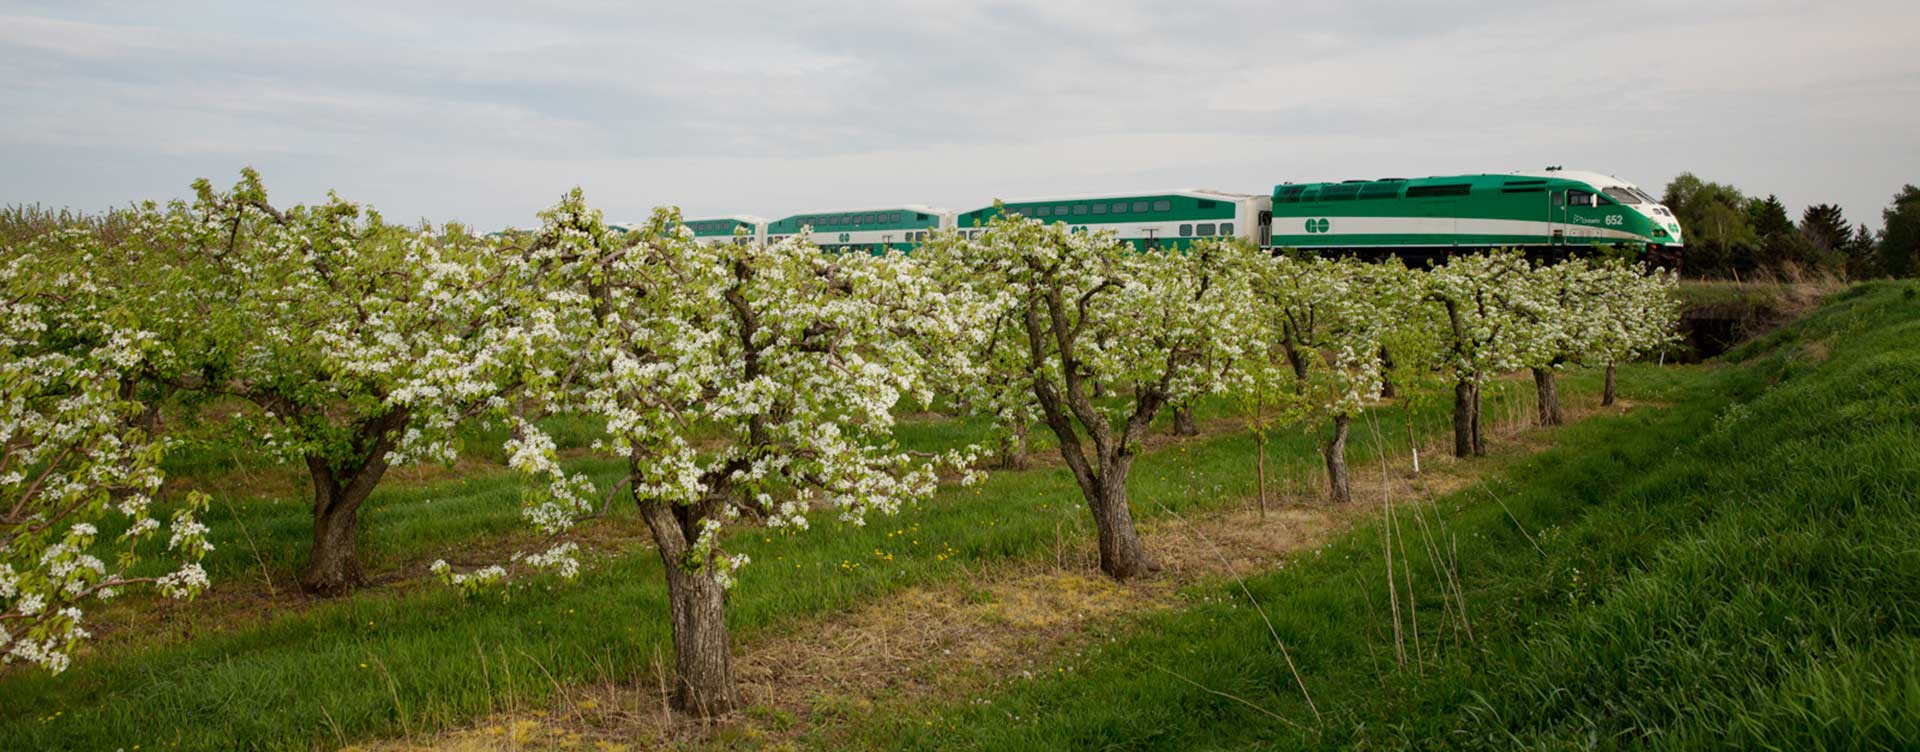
2,173,1680,717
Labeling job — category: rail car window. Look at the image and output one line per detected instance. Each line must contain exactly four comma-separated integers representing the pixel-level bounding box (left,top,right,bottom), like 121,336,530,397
1133,201,1150,212
1406,184,1472,198
1152,200,1171,212
1197,223,1217,236
1359,182,1403,200
1091,203,1107,215
1073,205,1089,215
1567,189,1597,207
1113,202,1129,213
1036,206,1051,217
1221,222,1234,235
1055,205,1069,215
1319,184,1362,201
1179,224,1193,237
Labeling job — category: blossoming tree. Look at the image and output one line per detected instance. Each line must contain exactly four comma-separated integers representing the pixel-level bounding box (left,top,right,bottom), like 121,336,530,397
151,171,519,595
1,237,211,673
1427,251,1536,457
1249,255,1431,502
1511,258,1607,426
1590,261,1683,406
919,219,1260,579
464,191,966,715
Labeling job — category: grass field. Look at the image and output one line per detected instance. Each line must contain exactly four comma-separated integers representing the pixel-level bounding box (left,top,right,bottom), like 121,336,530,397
0,354,1545,749
852,282,1920,750
4,283,1914,751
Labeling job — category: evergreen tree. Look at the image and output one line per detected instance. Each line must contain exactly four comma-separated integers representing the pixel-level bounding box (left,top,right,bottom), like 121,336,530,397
1747,195,1794,238
1800,203,1851,253
1744,194,1820,273
1846,224,1882,278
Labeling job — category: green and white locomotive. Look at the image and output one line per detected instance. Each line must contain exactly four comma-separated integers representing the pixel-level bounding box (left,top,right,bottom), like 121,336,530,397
1265,168,1683,264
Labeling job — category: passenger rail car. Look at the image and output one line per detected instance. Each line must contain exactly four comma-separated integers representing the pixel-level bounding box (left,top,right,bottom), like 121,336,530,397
684,215,768,247
766,205,953,255
1266,169,1683,265
956,190,1269,250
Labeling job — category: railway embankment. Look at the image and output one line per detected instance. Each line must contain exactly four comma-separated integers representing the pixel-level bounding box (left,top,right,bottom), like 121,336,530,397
1675,277,1848,358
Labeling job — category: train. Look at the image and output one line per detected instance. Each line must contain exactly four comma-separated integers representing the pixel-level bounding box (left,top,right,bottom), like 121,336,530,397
682,168,1685,265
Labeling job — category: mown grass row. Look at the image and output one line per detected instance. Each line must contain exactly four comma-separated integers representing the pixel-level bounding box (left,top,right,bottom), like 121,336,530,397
854,282,1919,750
0,363,1555,749
133,408,1008,586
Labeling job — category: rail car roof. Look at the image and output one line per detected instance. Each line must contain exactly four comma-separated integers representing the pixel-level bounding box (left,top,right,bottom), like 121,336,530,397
978,188,1258,204
1274,170,1647,193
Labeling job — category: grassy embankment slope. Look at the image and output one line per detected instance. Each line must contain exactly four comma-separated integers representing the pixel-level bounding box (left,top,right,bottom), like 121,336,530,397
864,282,1920,750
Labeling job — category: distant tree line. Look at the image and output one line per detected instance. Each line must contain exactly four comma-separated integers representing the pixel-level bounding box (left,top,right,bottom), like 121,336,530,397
1662,175,1919,280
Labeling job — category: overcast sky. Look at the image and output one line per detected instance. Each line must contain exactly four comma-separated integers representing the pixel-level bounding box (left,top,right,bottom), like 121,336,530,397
3,0,1916,231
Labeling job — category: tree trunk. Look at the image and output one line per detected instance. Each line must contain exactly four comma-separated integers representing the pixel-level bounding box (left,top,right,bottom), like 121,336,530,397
1171,405,1198,436
301,483,367,596
1470,383,1486,456
1452,379,1475,458
1088,462,1156,580
1283,341,1310,393
1378,346,1397,399
660,554,737,716
1324,414,1352,503
1532,367,1563,426
635,473,740,718
299,450,397,595
293,407,409,596
1602,362,1618,407
997,422,1029,470
1255,431,1268,518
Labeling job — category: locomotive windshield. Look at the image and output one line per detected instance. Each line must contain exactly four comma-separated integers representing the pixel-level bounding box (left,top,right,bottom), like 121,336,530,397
1602,186,1644,204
